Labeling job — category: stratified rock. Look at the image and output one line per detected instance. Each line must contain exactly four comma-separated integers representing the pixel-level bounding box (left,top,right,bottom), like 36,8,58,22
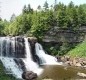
22,71,37,80
15,36,25,58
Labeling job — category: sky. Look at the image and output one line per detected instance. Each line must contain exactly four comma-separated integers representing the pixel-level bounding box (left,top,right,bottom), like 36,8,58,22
0,0,86,21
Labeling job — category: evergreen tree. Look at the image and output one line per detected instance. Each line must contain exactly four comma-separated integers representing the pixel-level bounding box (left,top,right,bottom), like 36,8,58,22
27,4,33,13
37,5,41,11
22,5,27,14
43,1,49,11
10,13,16,22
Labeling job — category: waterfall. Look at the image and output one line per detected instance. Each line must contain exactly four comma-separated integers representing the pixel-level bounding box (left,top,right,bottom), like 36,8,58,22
0,37,43,79
0,37,23,79
22,38,43,75
0,36,62,79
35,43,63,65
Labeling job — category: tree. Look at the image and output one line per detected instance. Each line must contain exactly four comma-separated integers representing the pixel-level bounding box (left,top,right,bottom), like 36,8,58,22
10,13,16,22
68,1,74,8
78,5,86,26
57,5,68,28
37,5,41,11
0,19,9,35
54,0,57,11
27,4,33,13
22,5,27,14
43,1,49,11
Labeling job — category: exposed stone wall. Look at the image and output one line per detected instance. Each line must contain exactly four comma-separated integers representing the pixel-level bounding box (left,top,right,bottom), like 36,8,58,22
43,27,86,43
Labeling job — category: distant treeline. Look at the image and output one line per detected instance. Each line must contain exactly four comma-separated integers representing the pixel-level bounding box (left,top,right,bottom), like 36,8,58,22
0,1,86,38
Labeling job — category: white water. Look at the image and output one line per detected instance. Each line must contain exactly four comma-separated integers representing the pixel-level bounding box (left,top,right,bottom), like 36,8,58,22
0,57,23,79
21,38,43,75
35,43,63,65
0,37,23,79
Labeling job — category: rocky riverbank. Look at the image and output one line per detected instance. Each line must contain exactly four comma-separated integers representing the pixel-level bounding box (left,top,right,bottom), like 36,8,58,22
57,56,86,68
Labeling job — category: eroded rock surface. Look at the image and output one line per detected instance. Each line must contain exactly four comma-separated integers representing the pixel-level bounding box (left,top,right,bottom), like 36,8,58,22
22,71,37,80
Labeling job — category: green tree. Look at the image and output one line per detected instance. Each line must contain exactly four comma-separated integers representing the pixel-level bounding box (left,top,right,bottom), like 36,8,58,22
78,5,86,26
10,13,16,22
27,4,33,13
37,5,41,11
22,5,27,14
57,5,68,28
43,1,49,11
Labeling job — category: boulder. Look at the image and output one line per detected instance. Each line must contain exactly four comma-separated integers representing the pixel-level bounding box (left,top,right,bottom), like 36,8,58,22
64,61,72,66
22,71,37,80
77,72,86,78
75,63,82,67
82,61,86,65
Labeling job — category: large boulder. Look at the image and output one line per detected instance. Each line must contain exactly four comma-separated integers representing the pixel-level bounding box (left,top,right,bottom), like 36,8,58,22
22,71,38,80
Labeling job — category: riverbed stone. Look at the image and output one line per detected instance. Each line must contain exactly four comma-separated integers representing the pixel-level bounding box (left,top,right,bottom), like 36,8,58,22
77,72,86,78
22,71,37,80
75,63,82,67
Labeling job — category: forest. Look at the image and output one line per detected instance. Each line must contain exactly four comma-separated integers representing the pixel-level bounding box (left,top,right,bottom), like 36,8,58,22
0,1,86,56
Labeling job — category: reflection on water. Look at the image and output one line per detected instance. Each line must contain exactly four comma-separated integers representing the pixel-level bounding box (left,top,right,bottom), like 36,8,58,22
38,65,86,80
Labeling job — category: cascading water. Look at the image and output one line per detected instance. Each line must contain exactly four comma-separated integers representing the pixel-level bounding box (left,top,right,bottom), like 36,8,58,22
35,43,63,65
0,36,62,79
0,37,23,79
0,37,43,79
22,38,43,75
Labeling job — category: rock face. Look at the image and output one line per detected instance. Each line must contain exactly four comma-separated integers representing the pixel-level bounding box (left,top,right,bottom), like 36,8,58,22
43,27,85,43
28,37,40,64
15,36,26,58
22,71,37,80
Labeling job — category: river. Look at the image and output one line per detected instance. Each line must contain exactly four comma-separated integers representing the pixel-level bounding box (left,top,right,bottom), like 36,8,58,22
38,65,86,80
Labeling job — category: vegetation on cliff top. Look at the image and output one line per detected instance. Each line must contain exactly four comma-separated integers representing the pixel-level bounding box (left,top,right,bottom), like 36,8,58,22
67,40,86,57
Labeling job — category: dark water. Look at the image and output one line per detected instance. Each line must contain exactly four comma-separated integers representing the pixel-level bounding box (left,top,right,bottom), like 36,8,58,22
38,65,86,80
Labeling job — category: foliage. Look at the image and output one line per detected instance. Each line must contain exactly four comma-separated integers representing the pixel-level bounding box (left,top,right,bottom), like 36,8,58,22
67,40,86,57
80,4,86,13
2,1,86,37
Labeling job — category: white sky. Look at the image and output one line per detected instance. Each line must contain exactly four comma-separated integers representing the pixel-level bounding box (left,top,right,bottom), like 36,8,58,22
0,0,86,21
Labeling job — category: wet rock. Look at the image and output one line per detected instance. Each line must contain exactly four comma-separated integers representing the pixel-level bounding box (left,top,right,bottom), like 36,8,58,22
56,56,62,62
77,72,86,78
28,37,37,45
43,79,53,80
83,65,86,68
15,36,25,58
75,63,82,67
64,61,71,66
57,56,86,68
72,58,77,66
82,61,86,65
22,71,37,80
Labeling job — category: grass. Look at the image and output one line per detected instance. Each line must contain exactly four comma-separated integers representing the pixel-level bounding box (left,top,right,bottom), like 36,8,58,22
67,40,86,57
0,61,16,80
